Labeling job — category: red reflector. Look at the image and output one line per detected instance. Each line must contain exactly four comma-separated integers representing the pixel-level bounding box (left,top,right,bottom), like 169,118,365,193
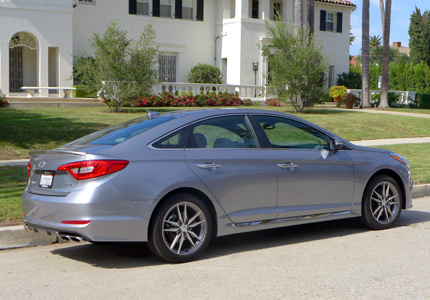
27,162,32,177
57,160,129,180
61,220,91,225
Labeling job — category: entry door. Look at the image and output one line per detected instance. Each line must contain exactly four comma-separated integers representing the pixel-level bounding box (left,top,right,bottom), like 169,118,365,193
9,47,23,92
185,115,278,223
253,115,355,218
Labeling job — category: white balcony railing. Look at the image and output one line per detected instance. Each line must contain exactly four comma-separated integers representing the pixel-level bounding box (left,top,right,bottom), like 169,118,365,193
347,89,417,104
154,82,269,101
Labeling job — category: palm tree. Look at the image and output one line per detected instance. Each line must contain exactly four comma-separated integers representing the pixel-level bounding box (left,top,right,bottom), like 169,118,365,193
380,0,392,108
294,0,303,37
369,35,382,48
307,0,315,36
361,0,371,108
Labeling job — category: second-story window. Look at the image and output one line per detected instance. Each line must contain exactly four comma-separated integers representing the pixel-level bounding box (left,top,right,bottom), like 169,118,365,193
320,10,343,33
137,0,149,16
182,0,193,20
160,0,172,18
251,0,259,19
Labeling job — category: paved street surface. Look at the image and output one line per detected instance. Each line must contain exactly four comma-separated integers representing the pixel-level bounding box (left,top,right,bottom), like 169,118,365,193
1,197,430,300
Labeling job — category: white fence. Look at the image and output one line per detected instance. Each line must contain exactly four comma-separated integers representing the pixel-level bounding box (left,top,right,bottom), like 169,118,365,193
154,82,269,101
347,89,417,104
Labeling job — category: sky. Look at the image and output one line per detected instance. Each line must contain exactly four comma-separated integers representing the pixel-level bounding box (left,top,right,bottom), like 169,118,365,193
349,0,430,55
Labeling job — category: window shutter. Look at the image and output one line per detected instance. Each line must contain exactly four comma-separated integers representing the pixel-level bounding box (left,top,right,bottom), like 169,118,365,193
337,12,343,33
153,0,160,17
129,0,137,15
196,0,204,21
175,0,182,19
320,10,326,31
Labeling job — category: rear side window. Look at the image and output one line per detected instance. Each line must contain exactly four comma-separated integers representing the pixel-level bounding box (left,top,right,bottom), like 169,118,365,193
187,115,259,149
152,127,190,149
71,116,174,146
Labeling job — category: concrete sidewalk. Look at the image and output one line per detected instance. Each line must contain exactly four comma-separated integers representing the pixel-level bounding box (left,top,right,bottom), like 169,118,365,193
351,137,430,146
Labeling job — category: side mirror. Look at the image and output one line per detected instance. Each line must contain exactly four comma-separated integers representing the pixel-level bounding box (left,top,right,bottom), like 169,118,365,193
332,138,343,151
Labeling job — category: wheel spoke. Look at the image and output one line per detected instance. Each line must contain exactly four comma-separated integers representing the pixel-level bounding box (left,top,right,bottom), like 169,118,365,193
189,220,205,228
163,228,179,233
170,234,180,250
386,206,394,219
375,206,384,221
183,203,188,224
188,211,202,224
177,235,185,254
371,197,382,203
384,207,390,221
373,191,383,200
185,232,196,249
176,204,184,224
188,230,202,241
164,220,179,227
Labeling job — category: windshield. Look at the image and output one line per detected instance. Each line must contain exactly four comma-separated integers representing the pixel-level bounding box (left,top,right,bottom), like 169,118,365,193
70,115,174,146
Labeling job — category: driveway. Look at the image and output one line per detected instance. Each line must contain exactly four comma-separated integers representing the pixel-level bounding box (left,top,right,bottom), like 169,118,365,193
1,197,429,299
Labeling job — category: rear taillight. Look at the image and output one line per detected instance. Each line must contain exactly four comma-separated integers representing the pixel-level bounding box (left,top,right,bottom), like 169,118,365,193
57,160,129,180
27,162,32,177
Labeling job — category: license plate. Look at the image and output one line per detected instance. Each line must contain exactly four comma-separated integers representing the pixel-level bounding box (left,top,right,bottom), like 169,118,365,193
40,171,54,188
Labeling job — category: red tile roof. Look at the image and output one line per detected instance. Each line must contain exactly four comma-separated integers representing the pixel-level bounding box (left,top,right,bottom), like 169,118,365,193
316,0,356,7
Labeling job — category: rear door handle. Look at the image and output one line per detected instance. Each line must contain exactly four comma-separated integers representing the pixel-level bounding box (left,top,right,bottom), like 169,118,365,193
197,163,221,170
277,162,299,169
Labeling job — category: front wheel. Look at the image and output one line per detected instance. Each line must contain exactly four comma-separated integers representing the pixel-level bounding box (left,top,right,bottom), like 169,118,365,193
148,193,212,263
361,175,402,230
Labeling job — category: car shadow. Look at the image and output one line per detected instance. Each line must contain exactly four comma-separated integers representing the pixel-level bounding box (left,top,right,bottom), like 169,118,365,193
50,208,430,268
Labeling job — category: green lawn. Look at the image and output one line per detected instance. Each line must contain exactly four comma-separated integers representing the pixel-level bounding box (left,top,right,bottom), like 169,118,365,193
1,107,430,160
1,106,430,225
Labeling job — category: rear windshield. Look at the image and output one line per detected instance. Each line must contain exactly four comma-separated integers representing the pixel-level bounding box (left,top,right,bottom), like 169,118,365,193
70,115,174,146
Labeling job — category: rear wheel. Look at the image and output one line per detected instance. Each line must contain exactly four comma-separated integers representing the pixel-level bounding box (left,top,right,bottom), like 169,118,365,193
361,175,402,230
148,193,212,263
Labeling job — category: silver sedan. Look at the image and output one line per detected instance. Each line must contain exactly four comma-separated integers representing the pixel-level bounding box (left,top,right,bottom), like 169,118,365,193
22,109,413,263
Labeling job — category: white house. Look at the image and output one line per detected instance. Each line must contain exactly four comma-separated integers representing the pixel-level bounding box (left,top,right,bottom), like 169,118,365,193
0,0,356,96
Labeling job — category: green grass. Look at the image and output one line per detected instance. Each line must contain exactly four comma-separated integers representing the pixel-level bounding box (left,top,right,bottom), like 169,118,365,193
395,108,430,115
373,143,430,185
1,107,430,160
0,167,27,225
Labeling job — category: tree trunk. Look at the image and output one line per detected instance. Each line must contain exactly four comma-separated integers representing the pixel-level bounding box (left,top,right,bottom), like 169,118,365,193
361,0,371,108
379,0,385,34
380,0,391,108
294,0,303,37
307,0,315,36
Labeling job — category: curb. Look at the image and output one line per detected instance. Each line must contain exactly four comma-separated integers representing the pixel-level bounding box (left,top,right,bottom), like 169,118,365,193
0,159,29,167
2,184,430,251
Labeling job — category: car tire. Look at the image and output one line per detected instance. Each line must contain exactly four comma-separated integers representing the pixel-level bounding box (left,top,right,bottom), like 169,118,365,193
147,193,212,263
361,175,402,230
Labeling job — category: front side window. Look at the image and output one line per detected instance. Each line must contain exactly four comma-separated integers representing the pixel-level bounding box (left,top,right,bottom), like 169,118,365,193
255,116,331,150
137,0,149,15
188,116,258,149
160,0,172,17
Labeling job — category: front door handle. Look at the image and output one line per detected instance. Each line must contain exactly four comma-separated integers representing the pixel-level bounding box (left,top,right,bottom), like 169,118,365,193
277,162,299,169
197,163,221,170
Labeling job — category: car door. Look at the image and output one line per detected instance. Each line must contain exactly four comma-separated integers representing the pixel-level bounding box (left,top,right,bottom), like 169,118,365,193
253,115,355,219
185,115,278,223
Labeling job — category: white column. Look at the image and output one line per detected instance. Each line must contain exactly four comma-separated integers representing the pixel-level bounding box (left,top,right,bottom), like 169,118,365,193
0,43,9,95
235,0,249,20
39,45,49,96
286,0,294,23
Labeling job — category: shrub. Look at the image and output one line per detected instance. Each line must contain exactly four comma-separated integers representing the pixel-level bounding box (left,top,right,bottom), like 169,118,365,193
344,93,360,108
187,63,223,84
0,95,9,107
265,98,282,106
72,85,94,98
387,92,400,107
336,71,362,89
329,85,348,99
132,91,248,107
417,93,430,109
371,93,380,107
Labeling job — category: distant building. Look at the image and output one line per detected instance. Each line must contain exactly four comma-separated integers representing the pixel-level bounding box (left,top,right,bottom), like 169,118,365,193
0,0,356,96
391,41,410,57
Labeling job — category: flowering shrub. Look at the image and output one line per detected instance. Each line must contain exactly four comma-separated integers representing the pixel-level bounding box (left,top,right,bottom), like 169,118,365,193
265,98,282,106
344,93,360,108
0,95,9,107
132,91,253,107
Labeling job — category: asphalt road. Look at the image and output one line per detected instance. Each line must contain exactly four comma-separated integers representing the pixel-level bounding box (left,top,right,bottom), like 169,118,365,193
1,197,430,300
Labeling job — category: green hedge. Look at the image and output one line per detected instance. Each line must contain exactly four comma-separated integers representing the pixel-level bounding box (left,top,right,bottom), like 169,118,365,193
72,85,93,98
417,93,430,109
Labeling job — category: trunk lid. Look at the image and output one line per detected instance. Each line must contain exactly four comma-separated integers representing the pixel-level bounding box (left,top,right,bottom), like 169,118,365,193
27,150,86,196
